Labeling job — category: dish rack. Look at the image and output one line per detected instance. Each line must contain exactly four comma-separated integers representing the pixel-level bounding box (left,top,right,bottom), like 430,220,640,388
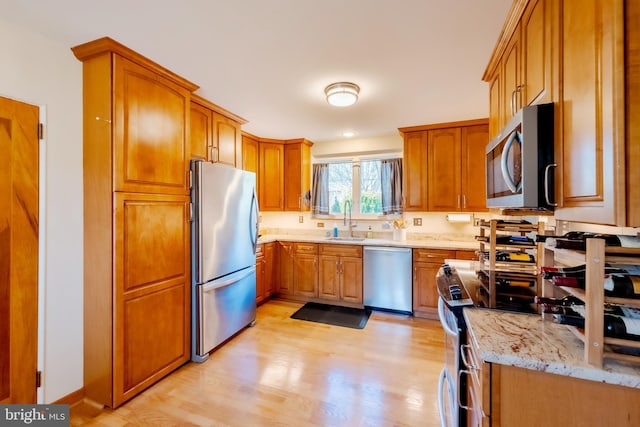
476,219,544,312
541,238,640,367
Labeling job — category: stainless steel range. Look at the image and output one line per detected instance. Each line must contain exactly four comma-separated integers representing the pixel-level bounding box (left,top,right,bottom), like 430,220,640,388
436,263,474,427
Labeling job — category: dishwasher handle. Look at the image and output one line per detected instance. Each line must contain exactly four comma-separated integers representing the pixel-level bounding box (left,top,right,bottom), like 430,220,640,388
364,246,412,254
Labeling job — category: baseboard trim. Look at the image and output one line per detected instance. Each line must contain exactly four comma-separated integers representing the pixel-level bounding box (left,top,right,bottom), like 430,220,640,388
53,387,85,406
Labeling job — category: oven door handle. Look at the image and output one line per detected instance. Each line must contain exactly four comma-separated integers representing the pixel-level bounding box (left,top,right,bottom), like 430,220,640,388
437,367,449,427
500,130,522,193
438,298,458,337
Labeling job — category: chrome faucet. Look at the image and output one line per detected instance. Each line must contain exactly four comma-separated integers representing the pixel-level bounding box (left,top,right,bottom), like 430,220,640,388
343,200,355,237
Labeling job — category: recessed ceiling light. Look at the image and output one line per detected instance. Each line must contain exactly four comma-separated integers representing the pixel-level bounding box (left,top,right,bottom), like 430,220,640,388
325,82,360,107
342,131,356,138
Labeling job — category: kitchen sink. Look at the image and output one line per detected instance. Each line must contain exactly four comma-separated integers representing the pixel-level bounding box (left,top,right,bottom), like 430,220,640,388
325,236,366,242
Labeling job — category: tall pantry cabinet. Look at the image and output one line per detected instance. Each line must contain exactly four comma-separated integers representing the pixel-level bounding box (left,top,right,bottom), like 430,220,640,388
72,37,196,408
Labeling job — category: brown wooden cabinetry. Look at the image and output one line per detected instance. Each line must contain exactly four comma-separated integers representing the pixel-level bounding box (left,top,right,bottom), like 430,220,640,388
400,120,488,213
255,242,275,305
259,141,285,211
255,244,266,304
284,139,312,211
242,133,259,174
413,249,476,318
318,244,363,304
190,94,246,167
277,241,294,295
293,243,318,297
72,37,196,408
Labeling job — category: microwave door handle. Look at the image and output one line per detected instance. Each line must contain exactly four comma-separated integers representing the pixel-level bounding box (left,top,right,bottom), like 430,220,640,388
500,130,522,193
544,163,558,207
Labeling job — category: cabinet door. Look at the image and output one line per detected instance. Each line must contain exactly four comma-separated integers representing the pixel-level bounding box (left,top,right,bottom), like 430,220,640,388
318,254,340,300
284,143,311,211
413,262,441,315
212,111,241,167
113,55,189,195
255,255,265,304
427,127,461,211
190,101,210,160
277,242,294,295
242,135,259,174
293,254,318,297
488,71,502,138
555,0,625,225
522,0,553,106
264,242,275,296
259,142,284,211
461,125,489,212
114,193,190,406
502,26,522,125
403,131,428,211
340,256,363,304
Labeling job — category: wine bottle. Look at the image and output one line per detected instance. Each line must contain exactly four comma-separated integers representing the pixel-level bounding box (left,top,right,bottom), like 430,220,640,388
475,235,535,245
547,273,640,299
553,312,640,341
480,250,536,263
541,264,628,279
496,277,536,287
537,232,640,250
534,295,584,306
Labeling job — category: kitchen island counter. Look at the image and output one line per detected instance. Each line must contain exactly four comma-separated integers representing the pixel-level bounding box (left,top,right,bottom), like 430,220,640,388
464,307,640,389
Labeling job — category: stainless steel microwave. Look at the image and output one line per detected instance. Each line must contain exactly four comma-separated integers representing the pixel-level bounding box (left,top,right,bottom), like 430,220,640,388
485,103,555,209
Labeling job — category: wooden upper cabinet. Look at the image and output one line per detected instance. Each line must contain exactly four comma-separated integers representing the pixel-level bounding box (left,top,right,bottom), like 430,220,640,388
259,141,284,211
401,130,428,211
461,124,489,212
521,0,553,106
190,94,246,167
555,0,627,225
488,71,502,138
502,25,522,125
242,133,259,174
402,119,488,213
113,55,192,195
427,127,461,211
190,101,211,160
284,139,313,211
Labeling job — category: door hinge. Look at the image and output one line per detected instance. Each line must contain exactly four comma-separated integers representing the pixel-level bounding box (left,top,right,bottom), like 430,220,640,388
38,123,44,140
36,371,42,388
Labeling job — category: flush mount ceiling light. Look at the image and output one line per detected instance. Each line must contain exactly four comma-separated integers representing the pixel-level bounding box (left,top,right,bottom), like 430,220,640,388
325,82,360,107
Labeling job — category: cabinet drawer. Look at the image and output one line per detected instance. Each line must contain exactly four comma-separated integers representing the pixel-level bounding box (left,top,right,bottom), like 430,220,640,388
455,250,477,261
294,242,318,254
319,244,362,258
412,249,455,263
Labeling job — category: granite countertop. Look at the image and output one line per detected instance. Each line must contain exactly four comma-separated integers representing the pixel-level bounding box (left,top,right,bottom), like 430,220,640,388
464,308,640,389
257,234,478,250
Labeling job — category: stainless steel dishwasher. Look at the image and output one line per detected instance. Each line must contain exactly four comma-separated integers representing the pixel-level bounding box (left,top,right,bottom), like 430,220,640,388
363,246,413,313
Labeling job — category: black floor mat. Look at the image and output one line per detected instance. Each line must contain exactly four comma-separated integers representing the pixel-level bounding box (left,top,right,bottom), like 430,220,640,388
290,302,371,329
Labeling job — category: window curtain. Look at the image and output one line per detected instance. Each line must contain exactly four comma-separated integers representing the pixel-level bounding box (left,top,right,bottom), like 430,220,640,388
311,163,330,215
381,158,403,215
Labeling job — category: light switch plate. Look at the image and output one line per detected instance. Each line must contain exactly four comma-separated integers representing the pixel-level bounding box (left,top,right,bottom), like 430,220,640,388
413,218,422,226
299,215,304,223
317,222,325,228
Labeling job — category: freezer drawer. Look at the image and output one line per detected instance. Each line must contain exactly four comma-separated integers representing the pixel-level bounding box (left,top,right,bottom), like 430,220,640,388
363,246,412,312
193,266,256,362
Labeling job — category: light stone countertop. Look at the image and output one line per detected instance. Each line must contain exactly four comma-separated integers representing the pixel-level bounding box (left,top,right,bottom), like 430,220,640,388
257,234,478,251
464,308,640,389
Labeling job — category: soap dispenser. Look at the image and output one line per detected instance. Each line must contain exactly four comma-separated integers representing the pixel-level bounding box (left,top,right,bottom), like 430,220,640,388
333,223,338,237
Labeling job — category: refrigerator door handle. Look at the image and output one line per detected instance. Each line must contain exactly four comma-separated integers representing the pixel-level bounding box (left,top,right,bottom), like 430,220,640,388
201,267,256,293
249,190,259,254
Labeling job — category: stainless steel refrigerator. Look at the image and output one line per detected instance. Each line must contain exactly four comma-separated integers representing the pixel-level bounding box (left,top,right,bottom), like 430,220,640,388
191,160,259,362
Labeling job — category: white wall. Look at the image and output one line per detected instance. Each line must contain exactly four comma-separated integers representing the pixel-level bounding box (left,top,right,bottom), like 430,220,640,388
312,133,403,158
0,18,83,402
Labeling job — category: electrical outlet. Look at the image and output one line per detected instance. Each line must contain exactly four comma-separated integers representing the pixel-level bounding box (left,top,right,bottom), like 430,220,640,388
317,222,325,228
413,218,422,226
299,215,304,223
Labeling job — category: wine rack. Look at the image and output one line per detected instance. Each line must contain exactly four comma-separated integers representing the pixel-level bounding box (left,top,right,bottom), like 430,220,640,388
476,219,544,312
541,238,640,367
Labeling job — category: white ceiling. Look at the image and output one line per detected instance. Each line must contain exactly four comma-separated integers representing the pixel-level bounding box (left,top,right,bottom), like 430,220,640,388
3,0,512,142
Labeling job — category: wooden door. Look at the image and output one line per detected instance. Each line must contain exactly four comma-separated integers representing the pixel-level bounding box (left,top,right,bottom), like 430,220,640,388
413,262,440,314
427,127,461,211
255,256,265,304
190,101,211,160
555,0,625,225
293,254,318,297
522,0,552,106
113,55,190,195
277,242,294,295
488,71,502,138
318,254,340,300
258,142,284,211
212,111,241,167
284,143,302,211
502,26,522,123
461,124,489,212
340,257,363,304
402,131,428,211
114,193,190,406
264,242,275,296
0,96,39,403
242,134,259,174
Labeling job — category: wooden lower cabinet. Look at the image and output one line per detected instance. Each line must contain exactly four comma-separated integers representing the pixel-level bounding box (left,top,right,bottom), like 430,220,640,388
293,243,318,297
277,242,294,296
255,242,275,305
318,244,363,304
255,244,266,304
413,249,475,318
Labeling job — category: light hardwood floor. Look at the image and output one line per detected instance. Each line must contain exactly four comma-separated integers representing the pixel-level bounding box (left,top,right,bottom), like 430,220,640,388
72,299,445,426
